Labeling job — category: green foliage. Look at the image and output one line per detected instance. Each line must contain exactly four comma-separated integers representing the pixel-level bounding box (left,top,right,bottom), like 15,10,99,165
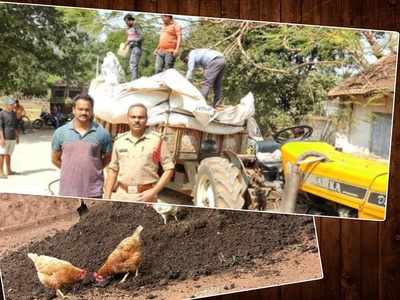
179,21,372,133
0,4,64,95
0,4,98,95
1,3,394,136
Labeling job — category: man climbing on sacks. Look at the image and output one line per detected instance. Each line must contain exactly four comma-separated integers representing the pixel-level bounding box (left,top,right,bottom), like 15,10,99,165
103,104,175,202
180,48,225,107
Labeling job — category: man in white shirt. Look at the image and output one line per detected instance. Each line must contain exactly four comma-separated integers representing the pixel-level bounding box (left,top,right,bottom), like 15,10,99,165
181,48,225,107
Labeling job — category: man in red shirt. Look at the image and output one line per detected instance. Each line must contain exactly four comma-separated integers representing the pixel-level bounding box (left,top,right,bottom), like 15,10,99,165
154,15,182,73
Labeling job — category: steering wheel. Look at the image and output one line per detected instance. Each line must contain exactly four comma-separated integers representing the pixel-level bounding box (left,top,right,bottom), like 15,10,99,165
273,125,313,144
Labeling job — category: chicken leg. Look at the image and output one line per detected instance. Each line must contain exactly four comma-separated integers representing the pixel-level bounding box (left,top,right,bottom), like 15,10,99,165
120,272,130,283
56,289,70,299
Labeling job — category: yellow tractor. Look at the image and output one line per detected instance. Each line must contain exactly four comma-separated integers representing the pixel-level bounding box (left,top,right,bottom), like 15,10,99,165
278,127,387,220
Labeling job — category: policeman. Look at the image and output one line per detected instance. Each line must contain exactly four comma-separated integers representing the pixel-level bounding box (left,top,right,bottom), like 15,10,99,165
103,103,175,202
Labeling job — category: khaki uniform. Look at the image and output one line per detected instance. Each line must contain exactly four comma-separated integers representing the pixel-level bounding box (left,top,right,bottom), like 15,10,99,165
109,129,175,200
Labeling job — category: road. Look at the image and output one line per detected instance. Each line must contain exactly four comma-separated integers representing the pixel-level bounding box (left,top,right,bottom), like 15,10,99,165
0,129,59,195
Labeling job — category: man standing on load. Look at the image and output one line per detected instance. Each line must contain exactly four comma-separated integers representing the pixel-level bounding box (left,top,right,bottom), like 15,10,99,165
103,104,175,202
180,48,225,107
154,15,182,73
124,14,143,80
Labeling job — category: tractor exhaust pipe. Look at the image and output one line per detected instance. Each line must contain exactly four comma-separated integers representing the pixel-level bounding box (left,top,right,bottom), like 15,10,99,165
282,162,301,213
281,152,328,213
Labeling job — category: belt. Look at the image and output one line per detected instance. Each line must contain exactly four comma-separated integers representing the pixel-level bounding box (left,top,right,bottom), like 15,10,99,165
118,182,155,194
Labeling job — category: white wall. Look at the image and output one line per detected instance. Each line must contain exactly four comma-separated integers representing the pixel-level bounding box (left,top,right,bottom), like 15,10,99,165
327,94,393,154
349,95,393,151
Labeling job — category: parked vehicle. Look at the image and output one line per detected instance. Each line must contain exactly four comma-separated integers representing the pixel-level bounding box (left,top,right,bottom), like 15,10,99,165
32,111,71,129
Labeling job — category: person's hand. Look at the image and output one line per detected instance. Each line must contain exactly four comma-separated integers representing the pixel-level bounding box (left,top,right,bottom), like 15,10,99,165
153,49,158,56
173,49,179,57
0,139,5,147
138,188,158,203
16,136,19,144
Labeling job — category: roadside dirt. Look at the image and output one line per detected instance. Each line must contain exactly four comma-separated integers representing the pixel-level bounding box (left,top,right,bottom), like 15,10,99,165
0,196,321,300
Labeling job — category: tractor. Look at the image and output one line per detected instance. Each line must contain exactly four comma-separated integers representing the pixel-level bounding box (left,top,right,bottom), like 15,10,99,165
98,118,388,221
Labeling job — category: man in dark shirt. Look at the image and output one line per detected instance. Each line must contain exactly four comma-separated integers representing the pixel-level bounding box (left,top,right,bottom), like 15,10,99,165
0,98,19,178
51,94,112,198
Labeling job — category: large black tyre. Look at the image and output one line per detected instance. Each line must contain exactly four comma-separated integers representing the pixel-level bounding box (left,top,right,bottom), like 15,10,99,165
194,157,247,209
32,119,43,129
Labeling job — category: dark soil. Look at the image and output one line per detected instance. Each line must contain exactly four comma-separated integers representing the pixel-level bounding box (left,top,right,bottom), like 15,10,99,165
0,201,316,300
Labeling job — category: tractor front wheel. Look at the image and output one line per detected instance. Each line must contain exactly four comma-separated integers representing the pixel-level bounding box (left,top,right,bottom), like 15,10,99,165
194,157,247,209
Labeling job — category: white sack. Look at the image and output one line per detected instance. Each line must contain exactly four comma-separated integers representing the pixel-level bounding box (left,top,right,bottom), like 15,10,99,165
90,54,255,131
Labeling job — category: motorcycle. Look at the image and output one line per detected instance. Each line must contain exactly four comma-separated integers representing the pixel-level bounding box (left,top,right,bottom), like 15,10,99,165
32,111,71,129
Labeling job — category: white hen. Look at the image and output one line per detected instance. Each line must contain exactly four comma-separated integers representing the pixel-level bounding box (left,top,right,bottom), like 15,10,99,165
152,200,179,224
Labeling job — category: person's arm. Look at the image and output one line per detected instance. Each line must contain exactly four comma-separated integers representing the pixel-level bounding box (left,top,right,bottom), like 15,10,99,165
173,24,182,57
104,168,118,199
154,45,159,55
0,113,5,147
186,52,196,80
101,132,113,168
139,169,174,202
139,137,175,202
15,128,19,144
132,26,143,42
125,29,130,46
14,112,19,143
0,131,4,147
103,143,119,198
102,153,112,168
51,129,62,168
52,150,62,168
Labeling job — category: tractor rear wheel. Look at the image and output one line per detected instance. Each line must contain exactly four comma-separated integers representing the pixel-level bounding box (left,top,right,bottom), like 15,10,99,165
194,157,247,209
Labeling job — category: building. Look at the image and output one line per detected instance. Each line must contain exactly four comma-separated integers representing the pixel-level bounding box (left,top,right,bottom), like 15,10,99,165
327,53,397,159
50,81,84,114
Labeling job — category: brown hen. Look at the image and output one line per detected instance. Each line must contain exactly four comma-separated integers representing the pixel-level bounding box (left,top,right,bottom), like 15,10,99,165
28,253,87,299
94,225,143,284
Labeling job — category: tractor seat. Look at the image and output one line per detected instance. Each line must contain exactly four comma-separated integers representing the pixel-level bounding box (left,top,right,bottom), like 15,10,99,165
256,139,281,154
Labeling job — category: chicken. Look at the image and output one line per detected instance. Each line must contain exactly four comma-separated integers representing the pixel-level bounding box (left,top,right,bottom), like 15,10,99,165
94,225,143,285
27,253,87,299
152,199,179,224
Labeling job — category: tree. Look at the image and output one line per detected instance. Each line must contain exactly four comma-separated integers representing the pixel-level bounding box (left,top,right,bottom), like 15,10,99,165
0,4,68,95
180,20,395,133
